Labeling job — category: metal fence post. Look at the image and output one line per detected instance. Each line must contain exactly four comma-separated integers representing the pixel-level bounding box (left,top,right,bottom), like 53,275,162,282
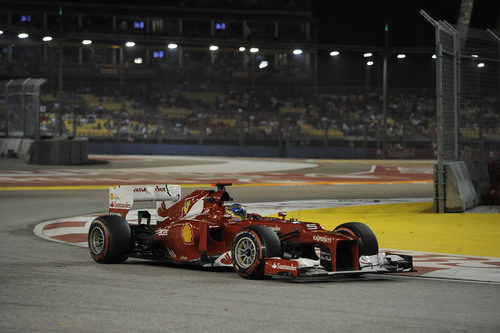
4,80,13,137
443,21,460,160
157,109,163,144
435,33,445,213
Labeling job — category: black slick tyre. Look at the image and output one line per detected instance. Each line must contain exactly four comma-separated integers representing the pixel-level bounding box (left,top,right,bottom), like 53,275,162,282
334,222,379,256
88,215,131,264
231,225,281,279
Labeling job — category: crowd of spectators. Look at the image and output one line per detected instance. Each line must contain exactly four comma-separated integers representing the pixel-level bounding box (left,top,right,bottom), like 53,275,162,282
32,83,449,143
3,80,498,147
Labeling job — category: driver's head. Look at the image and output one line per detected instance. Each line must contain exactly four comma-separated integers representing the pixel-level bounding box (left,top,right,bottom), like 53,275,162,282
225,203,247,220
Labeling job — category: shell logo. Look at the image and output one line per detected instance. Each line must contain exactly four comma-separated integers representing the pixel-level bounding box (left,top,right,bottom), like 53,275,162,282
181,224,193,244
183,200,192,215
110,194,114,199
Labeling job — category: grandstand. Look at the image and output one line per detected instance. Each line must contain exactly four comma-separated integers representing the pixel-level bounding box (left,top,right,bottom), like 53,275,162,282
0,0,499,159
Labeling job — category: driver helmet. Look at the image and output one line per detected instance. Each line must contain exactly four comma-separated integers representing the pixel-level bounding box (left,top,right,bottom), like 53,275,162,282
225,203,247,220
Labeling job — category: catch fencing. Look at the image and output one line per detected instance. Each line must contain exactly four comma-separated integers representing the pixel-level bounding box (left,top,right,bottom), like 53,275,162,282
422,10,500,212
0,78,47,139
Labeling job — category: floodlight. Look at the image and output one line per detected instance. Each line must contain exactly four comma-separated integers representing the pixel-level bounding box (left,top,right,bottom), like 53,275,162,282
363,52,372,58
259,61,269,69
330,51,339,56
125,41,135,47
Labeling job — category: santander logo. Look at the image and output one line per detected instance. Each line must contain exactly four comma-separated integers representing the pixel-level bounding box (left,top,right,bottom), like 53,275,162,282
271,262,297,271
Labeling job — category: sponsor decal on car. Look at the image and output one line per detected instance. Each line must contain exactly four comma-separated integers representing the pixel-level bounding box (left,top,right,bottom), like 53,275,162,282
109,201,132,209
155,186,166,192
320,251,332,261
133,187,147,192
264,259,299,277
246,259,260,274
220,252,232,265
306,223,318,230
214,252,233,266
167,248,176,258
271,262,297,271
181,223,193,244
156,228,168,236
313,235,332,243
183,200,193,215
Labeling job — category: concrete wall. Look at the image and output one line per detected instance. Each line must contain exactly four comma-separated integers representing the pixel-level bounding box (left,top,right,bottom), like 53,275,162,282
443,160,491,212
287,146,366,159
89,142,367,159
1,138,34,162
0,138,24,158
32,138,89,165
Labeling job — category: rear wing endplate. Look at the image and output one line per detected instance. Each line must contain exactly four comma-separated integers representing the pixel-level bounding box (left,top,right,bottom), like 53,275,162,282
109,184,181,218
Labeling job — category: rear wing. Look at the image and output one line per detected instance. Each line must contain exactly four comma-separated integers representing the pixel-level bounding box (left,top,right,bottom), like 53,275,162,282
109,184,181,218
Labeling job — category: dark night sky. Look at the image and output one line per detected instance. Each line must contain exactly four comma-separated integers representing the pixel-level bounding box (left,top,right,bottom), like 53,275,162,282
314,0,499,47
35,0,500,47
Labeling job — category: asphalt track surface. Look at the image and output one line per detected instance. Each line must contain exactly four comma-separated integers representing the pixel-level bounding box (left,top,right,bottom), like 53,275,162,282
1,157,499,332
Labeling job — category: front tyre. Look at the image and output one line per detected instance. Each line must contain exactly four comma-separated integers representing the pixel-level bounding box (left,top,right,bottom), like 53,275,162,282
88,215,131,264
334,222,379,256
232,225,281,279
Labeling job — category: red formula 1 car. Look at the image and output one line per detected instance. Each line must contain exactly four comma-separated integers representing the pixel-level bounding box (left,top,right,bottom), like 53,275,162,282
88,183,412,279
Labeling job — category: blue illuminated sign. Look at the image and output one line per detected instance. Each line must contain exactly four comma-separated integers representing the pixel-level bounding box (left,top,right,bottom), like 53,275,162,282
215,22,226,30
153,51,164,58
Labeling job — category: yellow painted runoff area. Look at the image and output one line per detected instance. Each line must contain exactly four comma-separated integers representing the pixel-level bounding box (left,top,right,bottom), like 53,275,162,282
281,202,500,257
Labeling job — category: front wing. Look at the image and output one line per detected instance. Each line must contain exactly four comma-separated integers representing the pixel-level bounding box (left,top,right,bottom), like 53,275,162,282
264,252,413,279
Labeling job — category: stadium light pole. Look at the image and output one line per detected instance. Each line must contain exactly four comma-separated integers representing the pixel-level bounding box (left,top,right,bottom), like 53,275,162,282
119,47,124,91
365,61,373,94
382,22,389,157
250,51,255,92
57,6,64,136
314,49,318,95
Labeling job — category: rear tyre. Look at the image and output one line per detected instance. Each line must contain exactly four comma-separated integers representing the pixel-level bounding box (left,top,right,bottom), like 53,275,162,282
334,222,379,256
232,225,281,279
88,215,131,264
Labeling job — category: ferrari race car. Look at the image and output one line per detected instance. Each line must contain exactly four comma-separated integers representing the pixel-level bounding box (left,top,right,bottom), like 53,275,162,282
88,183,413,279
